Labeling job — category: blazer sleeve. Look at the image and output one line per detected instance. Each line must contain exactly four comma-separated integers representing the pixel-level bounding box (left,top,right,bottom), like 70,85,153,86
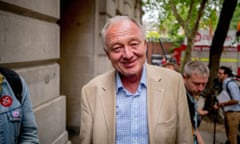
80,85,93,144
176,75,194,143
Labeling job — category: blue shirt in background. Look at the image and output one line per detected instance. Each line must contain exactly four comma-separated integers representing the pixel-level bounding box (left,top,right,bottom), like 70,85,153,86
223,78,240,112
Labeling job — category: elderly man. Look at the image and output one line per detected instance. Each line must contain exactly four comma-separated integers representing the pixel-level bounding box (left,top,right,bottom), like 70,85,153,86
80,16,193,144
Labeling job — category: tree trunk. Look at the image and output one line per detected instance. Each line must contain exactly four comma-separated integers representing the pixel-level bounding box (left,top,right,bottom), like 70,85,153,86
180,36,193,71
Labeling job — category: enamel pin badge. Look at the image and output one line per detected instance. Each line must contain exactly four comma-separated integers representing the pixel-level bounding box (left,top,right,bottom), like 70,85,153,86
0,95,13,107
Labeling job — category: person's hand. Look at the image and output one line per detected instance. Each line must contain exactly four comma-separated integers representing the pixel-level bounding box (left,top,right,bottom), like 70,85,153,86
213,104,220,110
217,103,224,107
198,109,208,116
196,129,205,144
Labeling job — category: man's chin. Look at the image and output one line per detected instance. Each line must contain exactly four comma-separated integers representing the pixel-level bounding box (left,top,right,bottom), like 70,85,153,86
194,92,201,96
121,68,137,75
123,72,137,77
119,70,139,77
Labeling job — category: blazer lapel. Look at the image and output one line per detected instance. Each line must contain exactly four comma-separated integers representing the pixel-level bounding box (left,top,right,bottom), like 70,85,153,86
146,66,165,143
98,66,166,143
99,71,116,143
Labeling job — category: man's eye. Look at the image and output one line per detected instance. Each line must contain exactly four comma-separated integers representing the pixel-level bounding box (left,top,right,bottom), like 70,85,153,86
112,47,121,52
131,42,139,46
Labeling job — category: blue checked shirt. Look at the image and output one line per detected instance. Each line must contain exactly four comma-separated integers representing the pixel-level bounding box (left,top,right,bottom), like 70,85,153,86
116,67,148,144
223,78,240,111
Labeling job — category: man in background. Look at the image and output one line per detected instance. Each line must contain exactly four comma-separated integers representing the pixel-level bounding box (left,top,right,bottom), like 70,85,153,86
183,60,209,144
215,66,240,144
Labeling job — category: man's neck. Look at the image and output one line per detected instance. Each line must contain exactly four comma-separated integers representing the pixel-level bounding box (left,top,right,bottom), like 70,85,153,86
120,73,141,94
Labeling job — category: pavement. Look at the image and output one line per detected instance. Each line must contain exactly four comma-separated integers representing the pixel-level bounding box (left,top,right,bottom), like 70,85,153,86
197,96,227,144
199,120,227,144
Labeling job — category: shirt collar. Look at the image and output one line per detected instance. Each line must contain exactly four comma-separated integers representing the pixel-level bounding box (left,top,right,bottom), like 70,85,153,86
224,77,231,82
186,90,195,102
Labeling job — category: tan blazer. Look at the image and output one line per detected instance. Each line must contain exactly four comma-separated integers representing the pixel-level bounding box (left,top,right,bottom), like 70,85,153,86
80,64,193,144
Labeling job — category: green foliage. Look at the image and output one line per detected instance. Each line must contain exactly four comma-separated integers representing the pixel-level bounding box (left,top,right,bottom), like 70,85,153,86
230,3,240,30
200,0,223,30
146,31,160,42
146,30,184,49
172,35,185,47
142,0,222,37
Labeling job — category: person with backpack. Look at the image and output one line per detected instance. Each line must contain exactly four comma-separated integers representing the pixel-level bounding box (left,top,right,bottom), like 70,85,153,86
0,67,39,144
215,66,240,144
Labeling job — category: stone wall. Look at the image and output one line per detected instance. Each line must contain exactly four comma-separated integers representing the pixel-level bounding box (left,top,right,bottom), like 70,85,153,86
0,0,70,143
0,0,142,143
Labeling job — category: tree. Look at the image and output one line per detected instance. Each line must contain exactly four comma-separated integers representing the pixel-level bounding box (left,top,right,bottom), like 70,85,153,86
169,0,209,70
143,0,239,120
229,2,240,30
142,0,221,71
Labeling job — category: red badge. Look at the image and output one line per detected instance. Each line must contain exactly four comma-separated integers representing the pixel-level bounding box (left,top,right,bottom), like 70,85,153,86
0,95,13,107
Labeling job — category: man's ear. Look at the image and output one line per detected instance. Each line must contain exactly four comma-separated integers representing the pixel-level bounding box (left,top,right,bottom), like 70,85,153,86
182,74,186,79
104,48,110,59
144,40,147,48
144,40,146,44
144,40,148,54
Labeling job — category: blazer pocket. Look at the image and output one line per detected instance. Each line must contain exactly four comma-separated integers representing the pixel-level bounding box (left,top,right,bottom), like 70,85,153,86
157,114,176,124
154,115,177,143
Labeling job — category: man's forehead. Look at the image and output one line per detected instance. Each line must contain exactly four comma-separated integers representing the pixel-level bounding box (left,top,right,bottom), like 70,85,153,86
190,72,208,78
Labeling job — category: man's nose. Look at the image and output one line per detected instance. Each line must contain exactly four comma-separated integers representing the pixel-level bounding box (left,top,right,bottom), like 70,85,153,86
198,84,205,91
122,46,133,58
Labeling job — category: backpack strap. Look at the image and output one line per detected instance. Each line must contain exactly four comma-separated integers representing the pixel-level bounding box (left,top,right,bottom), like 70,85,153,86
0,67,23,103
226,79,237,99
